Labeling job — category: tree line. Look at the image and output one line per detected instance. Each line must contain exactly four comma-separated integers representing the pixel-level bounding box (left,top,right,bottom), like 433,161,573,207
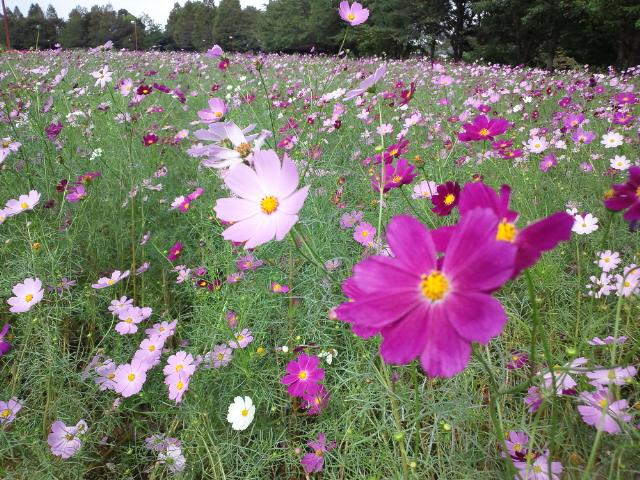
1,0,639,68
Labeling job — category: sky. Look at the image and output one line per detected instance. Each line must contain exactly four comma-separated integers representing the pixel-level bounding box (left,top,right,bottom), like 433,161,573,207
7,0,267,27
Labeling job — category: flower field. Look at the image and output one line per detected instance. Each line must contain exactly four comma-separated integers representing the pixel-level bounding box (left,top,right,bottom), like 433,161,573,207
0,39,639,479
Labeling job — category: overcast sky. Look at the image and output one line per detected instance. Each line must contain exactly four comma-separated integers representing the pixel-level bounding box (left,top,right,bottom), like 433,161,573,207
7,0,267,27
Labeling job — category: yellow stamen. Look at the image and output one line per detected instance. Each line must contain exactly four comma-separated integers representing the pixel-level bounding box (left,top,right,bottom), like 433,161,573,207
214,111,223,117
479,128,490,136
260,196,279,214
24,294,33,302
20,202,28,209
443,193,455,205
298,370,308,380
420,271,449,302
496,221,517,242
127,373,135,381
392,175,402,183
235,142,252,158
241,408,249,417
176,380,183,390
347,13,355,20
0,409,11,418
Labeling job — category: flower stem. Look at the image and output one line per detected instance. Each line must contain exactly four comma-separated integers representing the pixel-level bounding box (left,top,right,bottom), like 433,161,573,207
583,428,603,479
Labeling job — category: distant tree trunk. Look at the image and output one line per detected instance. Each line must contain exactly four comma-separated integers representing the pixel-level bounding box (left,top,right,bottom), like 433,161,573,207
1,0,10,48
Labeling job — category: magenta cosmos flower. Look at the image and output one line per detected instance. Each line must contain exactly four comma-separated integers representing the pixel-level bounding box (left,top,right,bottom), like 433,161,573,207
48,419,88,458
167,242,183,261
458,115,509,142
213,150,309,249
336,210,516,377
338,1,369,26
0,323,11,356
301,432,336,474
577,389,631,434
431,181,461,216
455,182,573,278
281,354,325,397
604,166,640,222
7,277,44,313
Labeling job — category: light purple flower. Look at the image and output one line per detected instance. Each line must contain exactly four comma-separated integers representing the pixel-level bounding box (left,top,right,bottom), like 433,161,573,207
91,270,129,289
300,432,336,473
7,277,44,313
577,389,631,434
586,366,637,387
229,328,253,349
114,360,148,397
338,1,369,26
0,397,23,425
47,419,88,458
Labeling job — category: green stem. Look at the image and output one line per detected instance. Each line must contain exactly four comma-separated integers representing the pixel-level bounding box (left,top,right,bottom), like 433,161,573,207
583,428,603,479
257,68,277,149
379,359,410,478
575,239,582,338
376,101,386,241
525,270,541,376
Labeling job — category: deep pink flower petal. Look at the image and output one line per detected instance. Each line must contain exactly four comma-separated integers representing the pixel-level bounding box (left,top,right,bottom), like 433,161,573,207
443,292,507,343
337,292,419,330
379,303,429,364
515,212,573,275
385,215,436,272
419,308,471,377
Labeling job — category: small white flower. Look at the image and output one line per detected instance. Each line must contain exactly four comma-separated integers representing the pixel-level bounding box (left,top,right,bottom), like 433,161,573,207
610,155,630,170
526,135,548,154
572,213,599,234
318,348,338,365
281,345,289,353
601,132,623,149
596,250,621,272
227,396,255,431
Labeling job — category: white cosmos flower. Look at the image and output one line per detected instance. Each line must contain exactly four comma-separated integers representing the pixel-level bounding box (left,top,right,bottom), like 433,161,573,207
572,213,599,235
227,396,255,431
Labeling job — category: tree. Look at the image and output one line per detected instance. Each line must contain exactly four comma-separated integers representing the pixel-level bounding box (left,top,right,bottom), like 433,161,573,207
60,7,87,48
214,0,244,50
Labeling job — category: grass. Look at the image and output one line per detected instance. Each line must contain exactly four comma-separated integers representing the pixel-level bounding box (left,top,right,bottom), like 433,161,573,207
0,50,638,479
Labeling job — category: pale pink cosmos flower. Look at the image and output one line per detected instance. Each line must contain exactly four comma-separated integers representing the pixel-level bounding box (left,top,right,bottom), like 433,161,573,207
338,1,369,26
47,419,88,458
163,351,196,378
344,65,387,101
587,336,627,346
541,357,587,394
91,270,130,289
7,277,44,313
577,389,632,434
4,190,40,216
596,250,621,272
114,360,148,397
167,374,190,403
133,336,165,369
205,44,223,58
94,359,117,391
0,208,10,225
0,137,21,164
115,306,152,335
0,397,23,425
412,180,438,199
229,328,253,349
213,150,310,249
586,366,637,387
90,65,112,89
108,296,133,315
145,320,177,340
198,98,227,123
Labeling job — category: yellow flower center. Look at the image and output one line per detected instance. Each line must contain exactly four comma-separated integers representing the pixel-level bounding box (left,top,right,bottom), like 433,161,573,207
216,353,224,360
107,373,115,380
598,399,608,408
347,13,355,20
125,317,133,324
361,230,369,237
214,111,223,117
175,364,184,371
479,128,490,136
392,175,402,183
607,370,616,380
298,370,308,380
0,409,10,418
496,221,517,242
176,380,184,390
24,294,33,302
1,141,9,148
235,142,252,158
65,433,75,441
420,271,449,302
513,443,521,452
511,355,519,361
443,193,455,205
636,186,640,198
241,408,249,417
106,279,114,285
20,202,28,209
148,345,155,352
315,449,324,457
273,283,282,292
533,466,542,473
236,335,244,341
260,196,279,214
127,373,135,381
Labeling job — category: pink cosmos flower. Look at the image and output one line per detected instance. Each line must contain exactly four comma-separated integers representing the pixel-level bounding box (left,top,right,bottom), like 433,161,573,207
300,432,336,474
0,323,11,356
587,336,627,346
281,354,324,397
167,242,183,261
412,180,438,199
145,320,177,340
198,98,227,124
0,138,20,164
163,351,196,378
229,328,253,349
353,222,376,246
339,210,364,229
65,184,87,203
344,65,386,101
524,386,543,413
133,336,165,369
7,277,44,313
577,389,631,434
115,306,152,335
301,385,330,415
48,419,88,458
336,210,516,377
270,282,289,293
206,344,233,368
108,296,133,315
167,374,190,404
338,1,369,26
205,44,223,57
94,359,117,391
114,360,148,397
213,150,310,249
4,190,40,216
515,452,563,480
91,270,129,289
458,115,509,142
586,366,637,388
0,397,22,425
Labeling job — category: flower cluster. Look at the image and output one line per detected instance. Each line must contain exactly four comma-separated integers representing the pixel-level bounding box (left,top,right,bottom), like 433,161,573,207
281,354,329,416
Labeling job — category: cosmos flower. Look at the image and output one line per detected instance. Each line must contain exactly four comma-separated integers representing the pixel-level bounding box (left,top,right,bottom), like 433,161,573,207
353,222,376,246
572,213,599,234
577,389,631,434
114,360,148,398
47,419,88,458
0,324,10,357
206,344,233,368
4,190,41,216
412,180,437,199
515,452,563,480
7,277,44,313
538,153,557,172
458,115,509,142
301,385,330,415
91,270,129,289
338,1,369,26
456,182,573,278
163,351,197,378
587,336,626,346
158,445,187,473
604,166,640,222
227,396,255,431
193,121,271,169
370,158,417,193
213,150,309,249
0,138,20,164
281,354,325,397
270,282,289,293
336,210,516,377
339,210,364,229
229,328,254,349
0,397,22,425
344,64,387,101
167,374,190,404
90,65,112,89
198,98,227,123
596,250,621,272
600,131,624,148
205,44,223,57
300,432,336,474
115,306,152,335
167,242,183,261
610,155,630,171
431,181,461,216
585,366,637,387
